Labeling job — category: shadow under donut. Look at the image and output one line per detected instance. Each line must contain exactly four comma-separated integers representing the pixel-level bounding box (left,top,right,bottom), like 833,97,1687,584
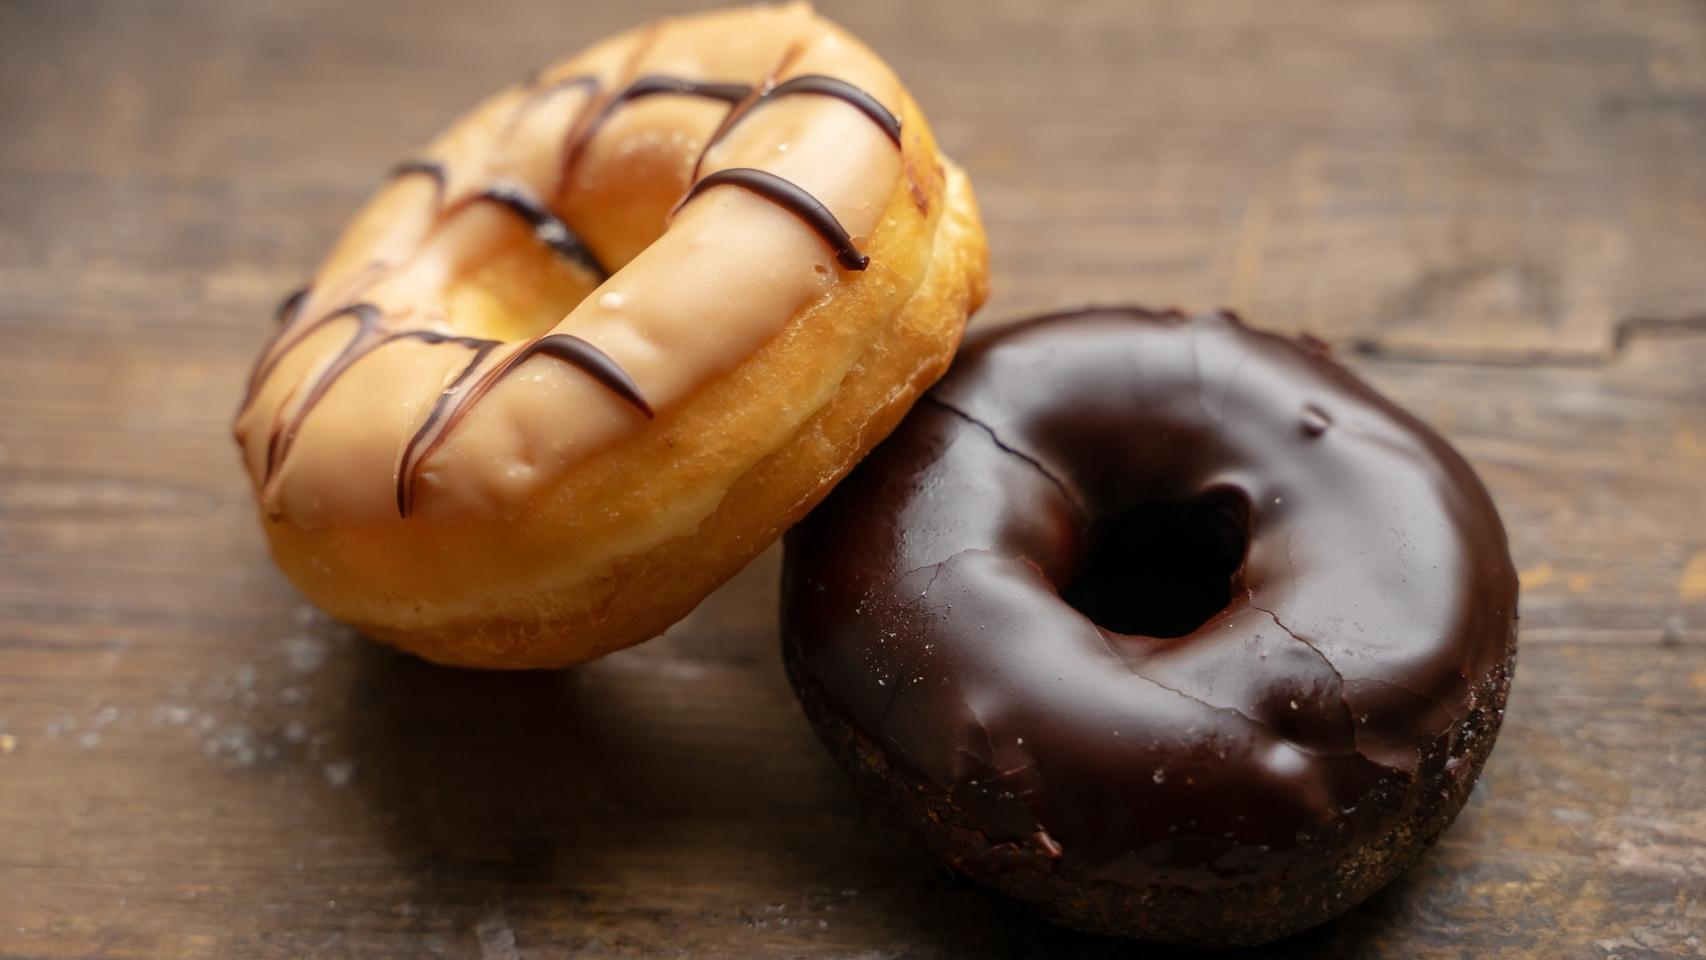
324,546,1423,956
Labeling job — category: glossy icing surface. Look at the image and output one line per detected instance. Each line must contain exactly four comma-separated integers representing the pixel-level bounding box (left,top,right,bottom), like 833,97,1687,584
235,3,906,525
784,307,1518,885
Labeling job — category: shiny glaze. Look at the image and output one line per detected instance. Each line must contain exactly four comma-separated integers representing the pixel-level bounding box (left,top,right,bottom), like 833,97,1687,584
472,183,609,279
709,73,901,152
394,333,650,516
239,36,903,517
674,168,871,271
783,307,1518,886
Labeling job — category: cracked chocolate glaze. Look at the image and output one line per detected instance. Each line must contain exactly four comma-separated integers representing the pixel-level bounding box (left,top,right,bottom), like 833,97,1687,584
782,306,1517,886
240,51,900,516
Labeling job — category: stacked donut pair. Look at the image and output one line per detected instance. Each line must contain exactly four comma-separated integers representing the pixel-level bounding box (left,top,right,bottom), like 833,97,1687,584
236,4,1516,946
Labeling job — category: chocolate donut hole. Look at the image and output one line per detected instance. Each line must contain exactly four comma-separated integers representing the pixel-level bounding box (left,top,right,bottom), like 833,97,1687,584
1062,488,1250,638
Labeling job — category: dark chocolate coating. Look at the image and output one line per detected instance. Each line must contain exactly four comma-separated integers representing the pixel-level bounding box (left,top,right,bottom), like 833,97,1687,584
781,307,1517,945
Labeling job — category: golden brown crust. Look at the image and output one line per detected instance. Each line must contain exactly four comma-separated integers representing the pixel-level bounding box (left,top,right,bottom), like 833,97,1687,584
261,88,986,667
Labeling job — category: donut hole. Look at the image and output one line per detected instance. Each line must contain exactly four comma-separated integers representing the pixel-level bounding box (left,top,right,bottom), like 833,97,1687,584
1063,488,1250,638
444,226,602,343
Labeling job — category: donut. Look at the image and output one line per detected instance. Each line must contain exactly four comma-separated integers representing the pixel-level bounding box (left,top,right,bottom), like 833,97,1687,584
233,3,988,667
781,307,1517,945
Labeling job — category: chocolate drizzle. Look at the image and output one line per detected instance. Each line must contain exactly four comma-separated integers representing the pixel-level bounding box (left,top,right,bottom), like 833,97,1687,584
594,75,752,125
244,302,376,411
388,158,446,194
473,183,610,279
237,286,313,410
276,287,310,326
393,334,651,517
745,74,901,145
389,159,448,206
262,303,381,480
386,163,609,279
515,334,653,417
691,72,903,181
520,72,601,110
676,168,870,271
265,319,501,485
394,337,501,518
243,50,904,517
562,75,756,189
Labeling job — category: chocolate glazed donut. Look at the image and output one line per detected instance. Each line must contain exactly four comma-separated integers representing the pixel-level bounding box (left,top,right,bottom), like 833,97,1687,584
780,307,1517,946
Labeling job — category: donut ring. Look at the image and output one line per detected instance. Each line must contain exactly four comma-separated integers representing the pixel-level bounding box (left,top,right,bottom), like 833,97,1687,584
234,4,988,667
782,308,1517,945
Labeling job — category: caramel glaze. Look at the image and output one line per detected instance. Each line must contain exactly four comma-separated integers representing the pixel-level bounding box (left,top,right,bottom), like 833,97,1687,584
392,336,503,519
389,161,608,279
241,63,903,517
782,307,1518,888
394,334,651,517
568,75,753,173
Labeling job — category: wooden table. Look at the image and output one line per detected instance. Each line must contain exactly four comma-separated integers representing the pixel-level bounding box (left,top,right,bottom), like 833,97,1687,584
3,1,1703,956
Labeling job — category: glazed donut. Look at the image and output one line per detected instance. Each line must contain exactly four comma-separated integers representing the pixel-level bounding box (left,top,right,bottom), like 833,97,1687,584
781,308,1517,945
234,3,988,667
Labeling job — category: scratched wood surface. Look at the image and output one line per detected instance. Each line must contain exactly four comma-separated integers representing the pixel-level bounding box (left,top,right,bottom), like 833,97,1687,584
2,0,1704,957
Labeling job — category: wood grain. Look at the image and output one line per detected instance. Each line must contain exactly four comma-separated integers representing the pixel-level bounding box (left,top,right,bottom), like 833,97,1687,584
1,1,1703,957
